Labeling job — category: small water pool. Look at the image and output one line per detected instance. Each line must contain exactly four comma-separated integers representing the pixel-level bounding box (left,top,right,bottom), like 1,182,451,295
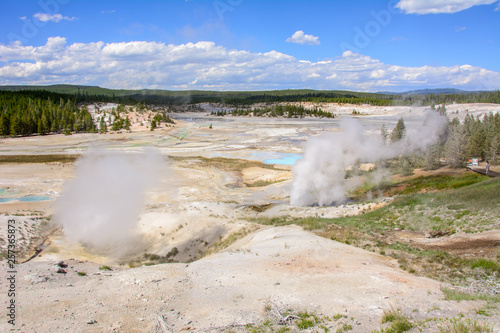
18,195,52,202
263,153,302,166
210,151,303,166
249,152,302,166
0,195,53,203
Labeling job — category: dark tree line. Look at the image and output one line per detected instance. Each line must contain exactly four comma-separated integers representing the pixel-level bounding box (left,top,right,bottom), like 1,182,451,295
398,90,500,106
1,85,499,107
0,91,95,137
211,104,335,118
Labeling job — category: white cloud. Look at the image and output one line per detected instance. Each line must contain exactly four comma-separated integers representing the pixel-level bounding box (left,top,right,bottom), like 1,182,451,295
455,26,466,32
396,0,499,14
33,13,77,22
101,10,116,14
390,36,408,42
0,37,499,92
286,30,320,45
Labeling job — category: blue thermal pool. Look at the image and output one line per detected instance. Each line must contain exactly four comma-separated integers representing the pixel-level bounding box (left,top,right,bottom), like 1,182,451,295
0,195,52,203
253,152,302,165
18,195,53,202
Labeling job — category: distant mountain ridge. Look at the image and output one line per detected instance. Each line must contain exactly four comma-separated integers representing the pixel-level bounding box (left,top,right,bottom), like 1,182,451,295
377,88,486,95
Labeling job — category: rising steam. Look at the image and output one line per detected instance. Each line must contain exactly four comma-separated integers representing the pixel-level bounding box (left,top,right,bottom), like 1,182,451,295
290,110,447,206
53,149,166,255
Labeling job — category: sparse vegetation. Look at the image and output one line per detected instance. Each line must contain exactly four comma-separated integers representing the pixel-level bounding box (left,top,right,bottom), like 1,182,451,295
437,317,494,333
245,179,288,188
205,226,259,256
379,306,413,333
244,302,355,332
252,176,500,292
99,265,112,271
142,247,180,265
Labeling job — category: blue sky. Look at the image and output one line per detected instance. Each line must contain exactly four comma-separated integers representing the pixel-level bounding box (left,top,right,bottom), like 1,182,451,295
0,0,499,91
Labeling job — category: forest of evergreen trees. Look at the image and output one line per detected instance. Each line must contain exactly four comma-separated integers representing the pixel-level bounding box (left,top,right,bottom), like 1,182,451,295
0,91,180,137
2,85,499,107
211,104,335,118
0,91,95,137
444,111,500,166
383,105,500,173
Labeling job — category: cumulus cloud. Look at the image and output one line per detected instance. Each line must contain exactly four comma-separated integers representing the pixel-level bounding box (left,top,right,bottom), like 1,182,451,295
0,37,499,91
33,13,77,22
390,36,408,42
286,30,320,45
396,0,499,14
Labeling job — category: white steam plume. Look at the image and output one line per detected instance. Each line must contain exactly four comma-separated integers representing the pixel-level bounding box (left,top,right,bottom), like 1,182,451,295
53,150,166,255
290,111,447,206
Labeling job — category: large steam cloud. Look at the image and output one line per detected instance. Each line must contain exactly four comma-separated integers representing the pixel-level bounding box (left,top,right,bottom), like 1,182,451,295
53,150,166,255
290,111,447,206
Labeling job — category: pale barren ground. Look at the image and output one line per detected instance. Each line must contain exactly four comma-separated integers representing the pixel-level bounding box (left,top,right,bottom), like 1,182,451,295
1,103,499,332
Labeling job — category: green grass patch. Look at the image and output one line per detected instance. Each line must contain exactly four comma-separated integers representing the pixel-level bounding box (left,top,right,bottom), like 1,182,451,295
0,154,80,164
468,259,500,274
295,310,320,329
388,173,487,195
441,288,500,302
350,172,487,201
380,306,413,333
438,317,494,333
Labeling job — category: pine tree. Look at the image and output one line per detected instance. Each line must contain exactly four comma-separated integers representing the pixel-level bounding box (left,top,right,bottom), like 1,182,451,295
0,114,10,137
444,124,467,167
380,124,388,143
390,118,406,143
486,135,499,165
124,116,131,131
99,117,107,133
10,115,20,137
150,119,156,131
397,156,414,176
424,144,441,170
